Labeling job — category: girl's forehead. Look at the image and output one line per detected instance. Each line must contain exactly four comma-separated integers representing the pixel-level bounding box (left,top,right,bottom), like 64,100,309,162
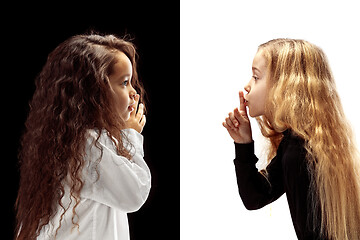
252,50,267,72
114,51,131,64
110,51,133,77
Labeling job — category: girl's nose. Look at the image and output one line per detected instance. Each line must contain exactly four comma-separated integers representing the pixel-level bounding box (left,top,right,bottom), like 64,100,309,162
244,82,251,93
130,89,137,100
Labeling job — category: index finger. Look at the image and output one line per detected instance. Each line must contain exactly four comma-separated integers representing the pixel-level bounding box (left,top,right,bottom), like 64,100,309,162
239,91,246,111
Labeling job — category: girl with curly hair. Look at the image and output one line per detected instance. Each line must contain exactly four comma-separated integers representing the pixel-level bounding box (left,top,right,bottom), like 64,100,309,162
223,39,360,239
15,34,151,240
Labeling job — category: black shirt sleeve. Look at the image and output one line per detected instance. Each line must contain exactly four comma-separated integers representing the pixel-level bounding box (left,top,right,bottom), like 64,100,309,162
233,132,323,240
233,141,285,210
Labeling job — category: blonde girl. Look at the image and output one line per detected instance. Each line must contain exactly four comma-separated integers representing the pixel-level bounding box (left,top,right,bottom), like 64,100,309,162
15,34,151,240
223,38,360,239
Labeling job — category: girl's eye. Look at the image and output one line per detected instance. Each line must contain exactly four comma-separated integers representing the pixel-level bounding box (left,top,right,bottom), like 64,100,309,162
122,80,129,86
252,76,259,81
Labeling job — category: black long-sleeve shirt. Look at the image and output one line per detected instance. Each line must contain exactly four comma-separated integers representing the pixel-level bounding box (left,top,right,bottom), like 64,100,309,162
233,130,325,240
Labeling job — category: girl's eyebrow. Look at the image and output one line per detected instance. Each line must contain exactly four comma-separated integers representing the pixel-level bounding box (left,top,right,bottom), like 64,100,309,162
111,74,131,84
121,74,131,78
118,74,131,80
252,67,261,73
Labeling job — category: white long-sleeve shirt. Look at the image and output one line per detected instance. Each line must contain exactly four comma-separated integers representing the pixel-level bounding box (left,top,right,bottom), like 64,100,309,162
37,128,151,240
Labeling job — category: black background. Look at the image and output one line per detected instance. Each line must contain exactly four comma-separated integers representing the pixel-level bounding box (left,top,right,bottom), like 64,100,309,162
3,2,179,239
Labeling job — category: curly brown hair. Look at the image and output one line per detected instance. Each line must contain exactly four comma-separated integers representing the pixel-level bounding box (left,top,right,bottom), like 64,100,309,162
15,34,146,239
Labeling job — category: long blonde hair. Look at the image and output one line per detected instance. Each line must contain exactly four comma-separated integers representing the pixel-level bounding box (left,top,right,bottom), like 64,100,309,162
257,38,360,239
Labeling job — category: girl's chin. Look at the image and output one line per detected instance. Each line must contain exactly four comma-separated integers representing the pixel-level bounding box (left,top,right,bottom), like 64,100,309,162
121,107,134,121
249,111,265,118
123,113,131,121
119,111,131,121
248,109,260,118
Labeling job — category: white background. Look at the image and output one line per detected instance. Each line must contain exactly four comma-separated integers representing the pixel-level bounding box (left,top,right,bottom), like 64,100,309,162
180,0,360,239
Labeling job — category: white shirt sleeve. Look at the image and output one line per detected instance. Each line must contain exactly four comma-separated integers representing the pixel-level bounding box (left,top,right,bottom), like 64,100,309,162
81,128,151,213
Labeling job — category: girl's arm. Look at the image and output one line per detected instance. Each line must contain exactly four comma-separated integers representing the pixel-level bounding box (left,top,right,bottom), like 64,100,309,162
224,91,284,209
233,142,284,210
81,128,151,212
